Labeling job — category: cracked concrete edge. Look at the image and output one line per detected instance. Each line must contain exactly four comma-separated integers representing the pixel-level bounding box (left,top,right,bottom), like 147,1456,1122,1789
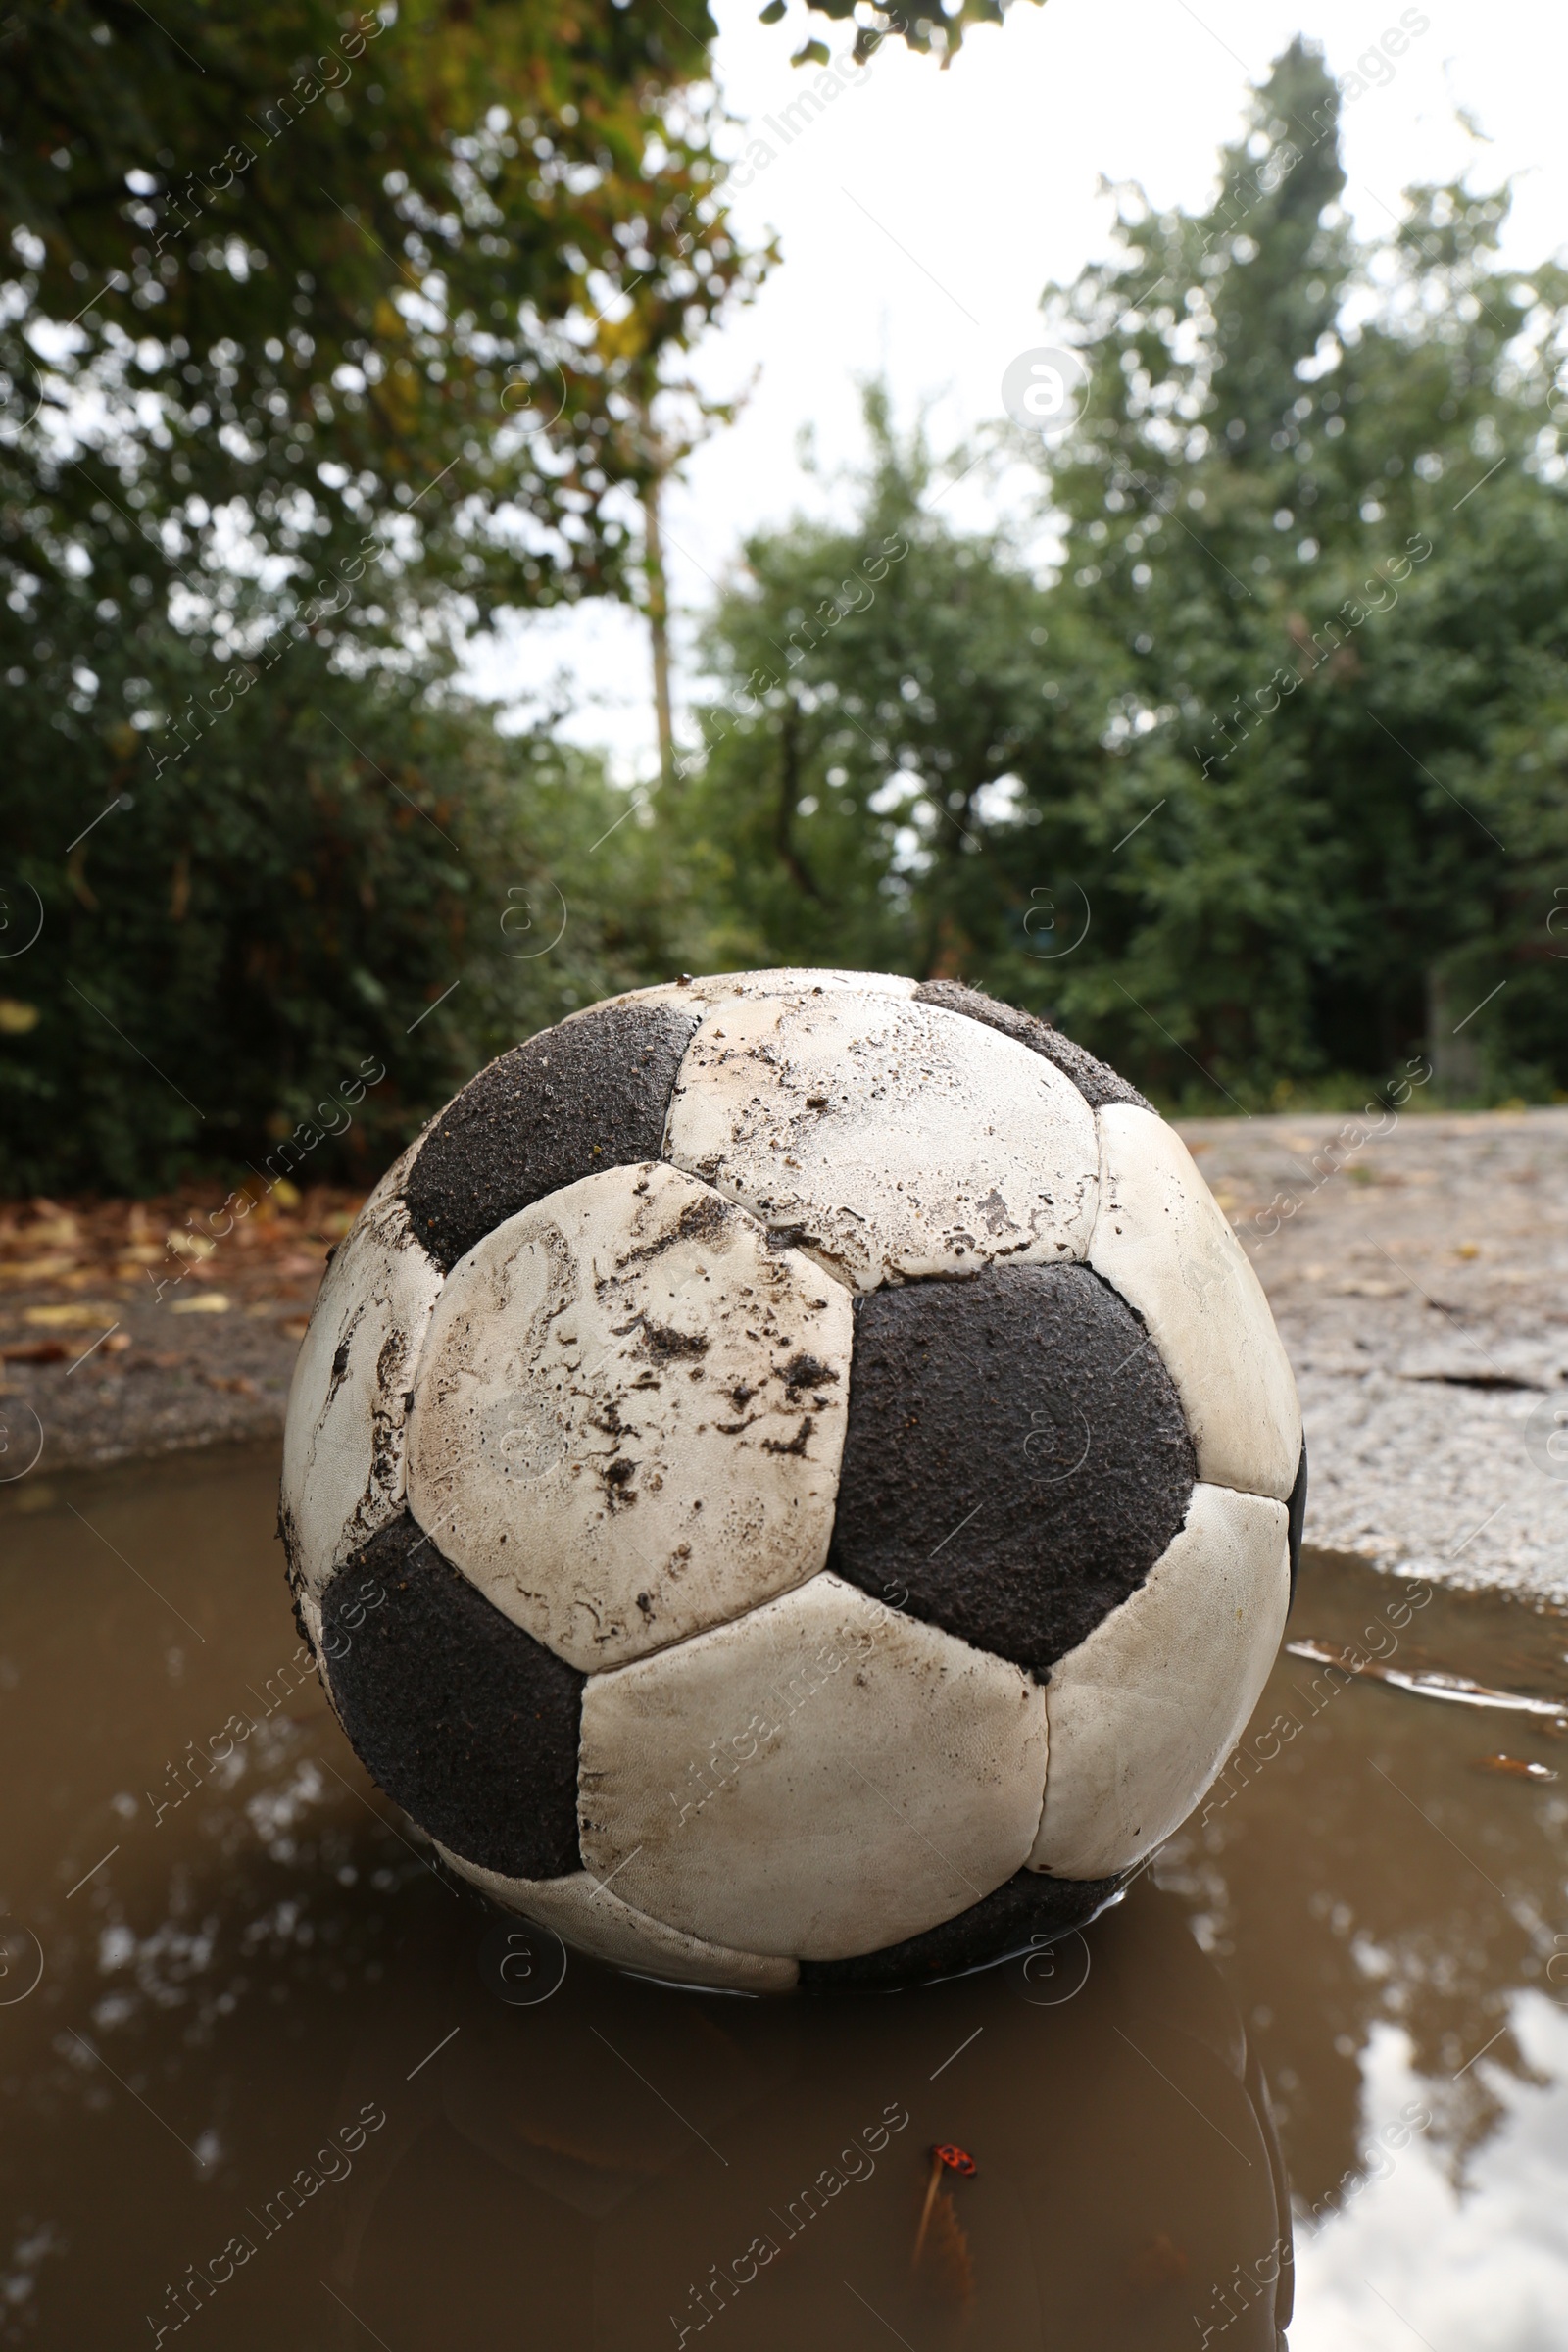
1298,1372,1568,1609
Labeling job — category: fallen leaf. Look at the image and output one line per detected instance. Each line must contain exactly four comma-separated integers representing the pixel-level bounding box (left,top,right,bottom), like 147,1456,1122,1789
279,1316,310,1340
22,1213,79,1247
1474,1755,1557,1781
24,1301,119,1327
915,2143,978,2273
206,1373,259,1397
164,1230,217,1261
1,1339,70,1363
0,1255,78,1283
170,1292,231,1315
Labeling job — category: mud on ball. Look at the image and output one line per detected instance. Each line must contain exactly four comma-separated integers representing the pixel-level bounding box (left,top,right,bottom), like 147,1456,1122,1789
281,969,1303,1989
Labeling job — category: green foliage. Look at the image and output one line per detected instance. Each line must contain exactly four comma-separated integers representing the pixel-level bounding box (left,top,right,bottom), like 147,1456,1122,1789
675,39,1568,1107
0,0,760,1193
1037,36,1568,1102
675,386,1067,979
9,20,1568,1199
3,0,765,629
787,0,1048,65
0,639,703,1194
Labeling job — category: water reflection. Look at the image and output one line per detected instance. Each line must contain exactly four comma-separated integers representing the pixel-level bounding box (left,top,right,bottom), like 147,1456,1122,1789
0,1449,1564,2347
1156,1549,1568,2348
1291,2003,1568,2351
312,1884,1290,2352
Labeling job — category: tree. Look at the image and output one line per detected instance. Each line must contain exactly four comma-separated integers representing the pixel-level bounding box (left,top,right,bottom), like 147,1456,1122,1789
0,0,762,1190
1024,35,1568,1102
0,640,717,1195
676,388,1083,981
676,41,1568,1108
1,0,769,721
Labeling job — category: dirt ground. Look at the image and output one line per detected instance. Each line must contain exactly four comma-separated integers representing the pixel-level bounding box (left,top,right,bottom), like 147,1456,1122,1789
0,1184,355,1480
5,1107,1566,1601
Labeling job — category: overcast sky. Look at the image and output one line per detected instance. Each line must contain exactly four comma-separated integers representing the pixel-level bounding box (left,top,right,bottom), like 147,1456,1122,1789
464,0,1568,777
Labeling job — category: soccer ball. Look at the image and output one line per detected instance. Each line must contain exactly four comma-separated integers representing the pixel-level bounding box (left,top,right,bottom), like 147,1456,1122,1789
280,970,1303,1990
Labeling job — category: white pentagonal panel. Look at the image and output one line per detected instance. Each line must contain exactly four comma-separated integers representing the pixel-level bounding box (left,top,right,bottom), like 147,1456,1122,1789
578,1573,1049,1962
663,992,1099,1292
1090,1104,1300,1498
404,1162,853,1673
560,968,919,1029
437,1852,799,1991
279,1148,443,1601
1029,1484,1290,1880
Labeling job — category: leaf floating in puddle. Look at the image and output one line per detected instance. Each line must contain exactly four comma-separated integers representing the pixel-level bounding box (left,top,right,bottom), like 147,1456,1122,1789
1287,1641,1568,1724
1474,1754,1557,1781
918,2190,974,2304
914,2141,978,2283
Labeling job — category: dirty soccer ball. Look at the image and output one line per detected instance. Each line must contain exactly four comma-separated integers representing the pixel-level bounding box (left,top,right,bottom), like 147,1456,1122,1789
280,970,1304,1990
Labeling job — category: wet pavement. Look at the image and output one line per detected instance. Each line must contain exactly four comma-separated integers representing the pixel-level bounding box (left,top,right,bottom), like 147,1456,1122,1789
2,1446,1566,2349
1185,1104,1568,1606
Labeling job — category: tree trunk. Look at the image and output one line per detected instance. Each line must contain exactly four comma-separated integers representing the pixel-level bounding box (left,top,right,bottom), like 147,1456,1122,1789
918,783,978,978
643,469,675,792
775,695,821,899
1425,965,1485,1102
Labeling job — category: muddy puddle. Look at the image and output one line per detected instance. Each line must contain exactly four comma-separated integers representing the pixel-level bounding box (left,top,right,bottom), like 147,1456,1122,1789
2,1446,1566,2349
